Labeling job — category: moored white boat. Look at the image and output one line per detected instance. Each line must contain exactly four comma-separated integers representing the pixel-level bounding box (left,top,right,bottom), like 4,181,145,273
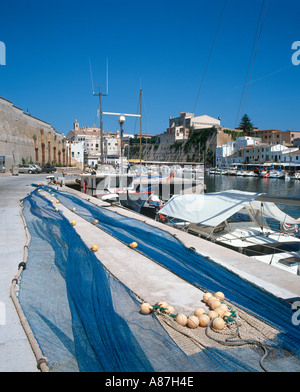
158,190,300,275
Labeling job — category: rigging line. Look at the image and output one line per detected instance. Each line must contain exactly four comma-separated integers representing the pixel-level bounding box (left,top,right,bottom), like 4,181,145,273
89,57,95,94
133,91,141,133
234,0,266,128
193,0,228,113
240,0,269,122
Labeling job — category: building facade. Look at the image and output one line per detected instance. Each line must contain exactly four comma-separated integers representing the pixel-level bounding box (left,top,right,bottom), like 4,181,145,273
253,129,300,145
65,120,122,165
0,96,66,172
167,112,221,141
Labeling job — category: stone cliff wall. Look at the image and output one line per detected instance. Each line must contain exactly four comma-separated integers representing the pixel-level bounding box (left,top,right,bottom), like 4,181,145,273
126,129,233,164
0,97,67,172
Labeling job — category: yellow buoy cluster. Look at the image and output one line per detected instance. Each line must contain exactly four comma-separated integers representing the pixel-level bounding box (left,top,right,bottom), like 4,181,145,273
140,291,237,333
202,291,237,330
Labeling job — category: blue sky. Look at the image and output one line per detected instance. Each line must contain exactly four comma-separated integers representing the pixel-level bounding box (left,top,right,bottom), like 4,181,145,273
0,0,300,135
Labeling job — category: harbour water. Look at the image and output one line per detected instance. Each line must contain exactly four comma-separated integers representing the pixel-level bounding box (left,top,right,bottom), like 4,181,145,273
205,174,300,221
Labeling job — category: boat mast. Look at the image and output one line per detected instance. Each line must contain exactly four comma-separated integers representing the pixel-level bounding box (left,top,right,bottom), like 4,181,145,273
139,88,142,185
92,59,108,165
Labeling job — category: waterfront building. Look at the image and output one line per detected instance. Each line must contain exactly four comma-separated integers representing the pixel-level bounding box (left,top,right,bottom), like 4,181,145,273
65,120,101,156
281,149,300,164
216,136,261,166
65,120,122,165
66,140,85,170
253,129,300,145
241,143,298,164
167,112,221,141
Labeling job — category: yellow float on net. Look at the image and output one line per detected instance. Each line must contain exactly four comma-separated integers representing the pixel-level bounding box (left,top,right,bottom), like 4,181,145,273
130,242,138,248
93,219,99,224
71,220,76,226
91,244,98,252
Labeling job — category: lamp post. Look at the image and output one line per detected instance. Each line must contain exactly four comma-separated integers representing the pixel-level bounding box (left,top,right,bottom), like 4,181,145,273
118,115,125,174
102,112,141,174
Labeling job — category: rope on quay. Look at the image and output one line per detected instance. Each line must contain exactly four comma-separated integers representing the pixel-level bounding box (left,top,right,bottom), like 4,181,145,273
9,199,49,372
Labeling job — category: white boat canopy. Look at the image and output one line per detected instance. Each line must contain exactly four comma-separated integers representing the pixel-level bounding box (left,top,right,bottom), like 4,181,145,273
160,190,299,227
159,190,261,226
250,200,299,225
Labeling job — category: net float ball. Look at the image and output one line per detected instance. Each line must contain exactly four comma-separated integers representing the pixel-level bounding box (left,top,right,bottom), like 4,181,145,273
56,200,60,204
203,293,213,303
210,299,221,310
140,303,153,314
194,308,205,317
187,316,199,329
212,317,226,331
214,307,226,317
130,242,138,248
219,304,228,312
93,219,99,224
72,207,76,212
71,220,76,226
91,244,98,252
157,301,168,308
43,193,46,196
214,292,225,301
55,208,59,212
50,199,54,203
165,305,175,314
207,296,216,307
208,310,219,320
176,314,187,327
223,311,232,319
198,314,210,327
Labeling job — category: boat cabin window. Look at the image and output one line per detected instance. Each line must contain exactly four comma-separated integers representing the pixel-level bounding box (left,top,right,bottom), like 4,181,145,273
227,212,251,223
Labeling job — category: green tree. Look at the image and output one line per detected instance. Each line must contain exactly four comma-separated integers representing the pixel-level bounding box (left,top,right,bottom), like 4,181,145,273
239,114,254,136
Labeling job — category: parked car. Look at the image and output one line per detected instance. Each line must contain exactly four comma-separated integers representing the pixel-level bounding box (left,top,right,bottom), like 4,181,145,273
18,164,37,174
41,165,57,173
32,164,42,173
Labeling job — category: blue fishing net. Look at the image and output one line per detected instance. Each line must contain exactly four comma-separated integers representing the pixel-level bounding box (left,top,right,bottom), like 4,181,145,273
18,186,300,372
